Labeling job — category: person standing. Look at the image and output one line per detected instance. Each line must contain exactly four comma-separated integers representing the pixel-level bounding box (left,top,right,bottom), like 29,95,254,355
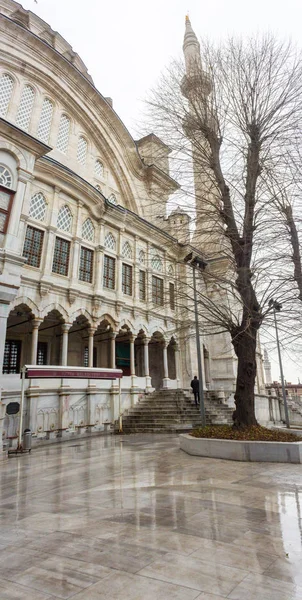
191,375,200,406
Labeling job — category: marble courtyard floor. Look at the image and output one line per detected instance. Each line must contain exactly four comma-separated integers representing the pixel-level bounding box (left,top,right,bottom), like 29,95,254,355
0,435,302,599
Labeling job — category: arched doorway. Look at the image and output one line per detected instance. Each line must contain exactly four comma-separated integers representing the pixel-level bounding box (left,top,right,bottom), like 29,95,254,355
39,310,65,366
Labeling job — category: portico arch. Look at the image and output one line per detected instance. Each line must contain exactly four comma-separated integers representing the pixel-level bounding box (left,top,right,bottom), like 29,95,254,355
3,303,36,373
149,331,165,390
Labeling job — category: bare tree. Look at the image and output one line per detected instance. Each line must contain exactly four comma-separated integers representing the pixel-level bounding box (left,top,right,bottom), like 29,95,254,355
145,27,302,427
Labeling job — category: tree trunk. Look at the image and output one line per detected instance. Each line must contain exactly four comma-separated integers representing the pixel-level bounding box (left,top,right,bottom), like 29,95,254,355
231,329,259,428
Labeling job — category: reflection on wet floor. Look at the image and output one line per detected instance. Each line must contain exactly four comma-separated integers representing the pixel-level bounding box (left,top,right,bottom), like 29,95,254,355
0,433,301,599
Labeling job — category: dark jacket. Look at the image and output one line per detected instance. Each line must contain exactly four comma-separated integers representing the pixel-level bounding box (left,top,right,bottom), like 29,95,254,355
191,379,199,392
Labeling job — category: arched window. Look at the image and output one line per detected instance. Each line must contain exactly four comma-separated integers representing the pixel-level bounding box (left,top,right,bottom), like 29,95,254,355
122,241,132,259
82,218,94,242
94,160,104,177
37,98,53,143
151,255,163,272
57,114,70,154
29,192,46,221
0,165,13,189
168,264,174,276
57,204,72,232
95,184,102,192
77,136,87,165
108,193,117,205
0,73,14,117
16,85,35,131
138,249,145,264
104,231,116,251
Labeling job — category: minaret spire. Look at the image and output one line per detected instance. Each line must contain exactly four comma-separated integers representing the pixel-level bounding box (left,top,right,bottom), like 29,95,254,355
183,15,202,74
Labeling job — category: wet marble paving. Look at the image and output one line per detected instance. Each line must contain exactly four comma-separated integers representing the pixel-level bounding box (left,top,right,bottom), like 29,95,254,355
0,433,302,599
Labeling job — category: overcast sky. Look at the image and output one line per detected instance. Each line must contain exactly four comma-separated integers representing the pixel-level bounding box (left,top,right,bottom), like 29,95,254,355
20,0,302,383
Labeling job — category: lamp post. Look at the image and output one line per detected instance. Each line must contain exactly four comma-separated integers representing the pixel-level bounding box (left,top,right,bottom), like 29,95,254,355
184,253,207,426
269,299,290,429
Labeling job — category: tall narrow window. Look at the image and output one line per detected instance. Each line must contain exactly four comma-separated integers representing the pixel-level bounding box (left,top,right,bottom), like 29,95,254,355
37,98,53,143
81,218,94,242
152,275,164,306
122,263,132,295
122,241,132,259
77,136,87,165
79,247,94,283
29,192,46,222
139,270,146,301
37,341,48,365
94,160,104,177
23,225,44,268
52,236,70,276
0,73,14,117
16,85,35,131
57,114,70,153
0,185,14,233
169,282,175,310
104,232,116,250
3,340,21,374
57,204,72,232
103,255,115,289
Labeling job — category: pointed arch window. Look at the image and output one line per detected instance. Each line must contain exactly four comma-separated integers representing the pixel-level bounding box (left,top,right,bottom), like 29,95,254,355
151,255,163,272
94,160,104,178
108,193,117,205
77,136,87,165
104,231,116,251
16,85,35,131
37,98,53,143
57,204,72,232
57,114,70,153
122,241,132,259
82,218,94,242
29,192,46,222
138,249,145,264
95,184,102,192
0,73,14,117
168,264,174,276
0,165,13,189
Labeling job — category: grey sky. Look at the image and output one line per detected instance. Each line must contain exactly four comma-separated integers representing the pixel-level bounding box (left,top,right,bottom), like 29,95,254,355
20,0,302,383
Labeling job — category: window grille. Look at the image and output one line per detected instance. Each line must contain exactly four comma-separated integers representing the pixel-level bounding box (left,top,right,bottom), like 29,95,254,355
57,114,70,153
168,264,174,276
3,340,21,374
139,270,146,301
94,160,104,177
151,255,163,272
81,218,94,242
108,193,117,205
29,192,46,222
57,204,72,232
104,231,116,250
23,225,44,268
77,136,87,165
79,246,94,283
0,165,13,189
52,236,70,276
103,255,115,289
37,341,47,365
122,263,132,295
138,249,145,264
169,282,175,310
122,241,132,259
152,275,164,306
0,73,14,117
16,85,35,131
0,187,13,233
37,98,53,143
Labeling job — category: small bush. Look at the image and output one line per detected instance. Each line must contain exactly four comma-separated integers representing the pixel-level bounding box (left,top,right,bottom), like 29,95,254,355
191,425,302,443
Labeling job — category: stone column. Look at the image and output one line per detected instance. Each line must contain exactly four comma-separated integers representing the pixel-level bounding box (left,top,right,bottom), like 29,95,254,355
31,319,42,365
174,344,181,389
110,332,116,369
88,326,96,368
130,334,137,393
61,323,71,366
143,337,152,391
162,341,170,389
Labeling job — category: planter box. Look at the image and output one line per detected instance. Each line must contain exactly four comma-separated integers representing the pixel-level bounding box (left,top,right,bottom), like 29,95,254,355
180,433,302,463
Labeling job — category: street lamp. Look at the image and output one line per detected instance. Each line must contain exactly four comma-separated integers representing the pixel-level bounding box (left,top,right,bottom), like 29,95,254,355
184,252,207,426
269,299,290,429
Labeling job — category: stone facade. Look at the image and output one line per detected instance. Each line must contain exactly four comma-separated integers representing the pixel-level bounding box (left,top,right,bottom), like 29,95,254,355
0,2,266,449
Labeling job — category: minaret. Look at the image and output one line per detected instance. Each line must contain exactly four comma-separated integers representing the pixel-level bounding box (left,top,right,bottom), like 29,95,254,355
263,348,272,384
182,17,222,257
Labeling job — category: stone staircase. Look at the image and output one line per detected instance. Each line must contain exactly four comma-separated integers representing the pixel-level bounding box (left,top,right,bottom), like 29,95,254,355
117,389,234,434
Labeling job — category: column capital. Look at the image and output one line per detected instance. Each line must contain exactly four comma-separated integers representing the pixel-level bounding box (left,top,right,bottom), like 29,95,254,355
32,318,43,329
143,336,150,345
61,323,72,333
88,325,97,335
